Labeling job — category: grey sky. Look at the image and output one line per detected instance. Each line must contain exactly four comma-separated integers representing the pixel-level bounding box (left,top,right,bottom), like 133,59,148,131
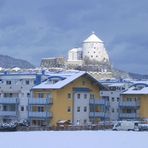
0,0,148,74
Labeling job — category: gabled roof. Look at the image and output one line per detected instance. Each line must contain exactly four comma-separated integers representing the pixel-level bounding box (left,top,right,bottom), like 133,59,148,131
83,32,103,43
32,71,106,90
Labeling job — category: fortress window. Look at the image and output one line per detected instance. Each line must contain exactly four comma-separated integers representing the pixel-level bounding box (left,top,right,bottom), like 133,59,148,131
27,93,30,97
112,97,114,102
21,106,24,111
112,108,114,112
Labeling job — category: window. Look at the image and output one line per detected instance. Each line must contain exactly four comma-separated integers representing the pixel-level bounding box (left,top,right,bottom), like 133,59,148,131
27,93,30,97
117,98,120,102
84,119,87,124
84,106,87,112
84,94,87,99
90,94,94,99
112,108,114,112
21,106,24,111
82,81,85,85
38,93,44,98
4,93,13,98
6,81,11,85
77,94,80,99
38,106,44,112
112,97,114,102
77,107,80,112
26,80,30,85
67,106,71,112
68,93,71,99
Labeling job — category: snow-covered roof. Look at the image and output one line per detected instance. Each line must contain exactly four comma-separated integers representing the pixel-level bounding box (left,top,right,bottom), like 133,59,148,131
108,83,126,87
122,87,148,95
12,67,21,71
69,48,82,52
32,71,105,90
83,32,103,43
33,71,85,89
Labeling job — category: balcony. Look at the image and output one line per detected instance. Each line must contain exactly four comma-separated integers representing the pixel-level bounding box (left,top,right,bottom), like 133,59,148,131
0,111,17,116
0,98,19,104
0,85,21,92
28,98,52,105
119,101,140,108
28,111,52,118
89,112,109,118
89,99,109,106
119,113,139,119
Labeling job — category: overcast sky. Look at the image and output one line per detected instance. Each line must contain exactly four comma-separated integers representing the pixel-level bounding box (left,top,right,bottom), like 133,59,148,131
0,0,148,74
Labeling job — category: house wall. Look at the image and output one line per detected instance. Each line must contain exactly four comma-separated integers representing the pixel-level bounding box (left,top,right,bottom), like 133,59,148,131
139,95,148,119
33,75,101,126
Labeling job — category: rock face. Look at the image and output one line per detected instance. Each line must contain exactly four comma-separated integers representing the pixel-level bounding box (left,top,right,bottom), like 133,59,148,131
40,57,65,68
0,55,35,69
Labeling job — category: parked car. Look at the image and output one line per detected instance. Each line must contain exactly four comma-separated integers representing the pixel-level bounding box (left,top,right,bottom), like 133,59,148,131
138,124,148,131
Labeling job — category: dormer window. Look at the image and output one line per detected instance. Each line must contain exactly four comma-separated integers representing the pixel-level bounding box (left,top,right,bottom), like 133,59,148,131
47,76,65,84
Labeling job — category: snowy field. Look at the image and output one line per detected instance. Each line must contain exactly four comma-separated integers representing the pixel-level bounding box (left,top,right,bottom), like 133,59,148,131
0,131,147,148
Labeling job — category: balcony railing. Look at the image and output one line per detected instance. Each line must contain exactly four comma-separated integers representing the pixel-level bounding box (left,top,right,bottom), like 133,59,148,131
119,113,139,119
0,111,17,116
28,111,52,118
119,101,140,108
28,98,52,105
0,85,21,92
89,112,109,118
0,98,19,104
89,99,109,106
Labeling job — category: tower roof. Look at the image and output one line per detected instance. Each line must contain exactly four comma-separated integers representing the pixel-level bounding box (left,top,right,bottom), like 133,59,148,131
83,32,103,43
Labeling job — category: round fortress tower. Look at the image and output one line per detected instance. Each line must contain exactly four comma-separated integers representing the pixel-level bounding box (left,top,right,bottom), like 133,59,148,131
82,32,109,63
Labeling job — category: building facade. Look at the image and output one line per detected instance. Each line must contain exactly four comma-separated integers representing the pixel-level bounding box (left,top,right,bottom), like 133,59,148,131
0,73,37,123
100,80,132,121
120,82,148,120
31,71,108,127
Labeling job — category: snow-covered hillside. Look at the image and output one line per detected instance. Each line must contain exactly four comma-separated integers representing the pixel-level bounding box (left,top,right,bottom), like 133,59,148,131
0,131,147,148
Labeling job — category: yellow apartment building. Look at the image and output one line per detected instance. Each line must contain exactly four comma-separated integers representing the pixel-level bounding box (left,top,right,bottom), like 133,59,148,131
120,83,148,120
28,71,108,127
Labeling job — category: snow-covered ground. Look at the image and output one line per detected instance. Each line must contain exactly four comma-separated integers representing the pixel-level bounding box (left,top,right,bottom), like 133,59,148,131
0,131,147,148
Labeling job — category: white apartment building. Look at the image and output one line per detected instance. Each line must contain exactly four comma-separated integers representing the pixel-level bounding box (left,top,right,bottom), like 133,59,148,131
0,72,38,123
100,80,132,121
